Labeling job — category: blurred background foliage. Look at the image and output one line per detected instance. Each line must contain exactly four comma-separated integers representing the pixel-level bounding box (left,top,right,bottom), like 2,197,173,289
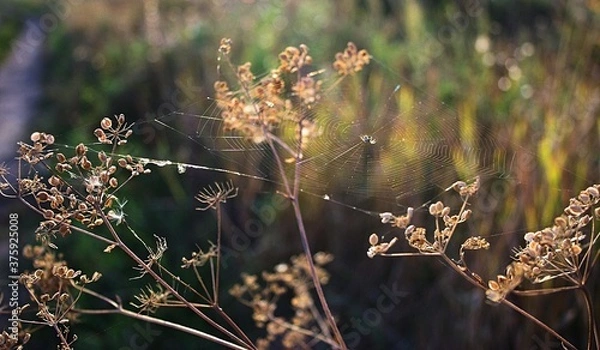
0,0,599,349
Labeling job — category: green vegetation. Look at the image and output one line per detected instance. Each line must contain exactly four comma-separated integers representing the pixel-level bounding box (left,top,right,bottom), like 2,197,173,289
1,1,599,349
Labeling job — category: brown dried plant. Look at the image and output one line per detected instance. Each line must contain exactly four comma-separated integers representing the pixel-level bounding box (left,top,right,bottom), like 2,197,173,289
367,177,600,349
213,38,372,349
229,252,335,349
0,38,372,349
1,116,255,349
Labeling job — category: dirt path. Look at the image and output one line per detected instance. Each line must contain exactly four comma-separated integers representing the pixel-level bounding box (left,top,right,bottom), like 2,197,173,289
0,24,44,163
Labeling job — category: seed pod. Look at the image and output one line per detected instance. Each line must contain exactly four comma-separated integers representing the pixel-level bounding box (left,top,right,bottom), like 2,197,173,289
76,143,87,157
101,117,112,130
369,233,379,245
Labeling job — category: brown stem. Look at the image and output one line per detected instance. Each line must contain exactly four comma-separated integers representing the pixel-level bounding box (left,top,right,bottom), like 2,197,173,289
436,254,577,349
71,293,247,350
580,286,599,350
95,203,256,349
229,54,346,348
291,200,346,349
501,298,577,350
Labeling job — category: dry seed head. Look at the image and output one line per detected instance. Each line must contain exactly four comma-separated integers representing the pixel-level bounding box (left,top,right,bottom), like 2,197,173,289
219,37,232,55
586,186,599,198
429,201,445,216
313,251,333,265
36,191,49,202
76,143,87,157
278,44,312,73
237,62,254,85
100,117,112,130
56,153,66,163
461,236,490,250
333,42,371,76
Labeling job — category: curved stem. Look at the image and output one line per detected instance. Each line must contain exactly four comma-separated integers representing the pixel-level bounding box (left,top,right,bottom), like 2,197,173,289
437,254,576,349
71,290,247,350
501,298,577,350
580,286,599,350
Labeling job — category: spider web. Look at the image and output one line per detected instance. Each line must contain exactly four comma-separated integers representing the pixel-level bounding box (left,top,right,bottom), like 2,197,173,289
157,66,515,210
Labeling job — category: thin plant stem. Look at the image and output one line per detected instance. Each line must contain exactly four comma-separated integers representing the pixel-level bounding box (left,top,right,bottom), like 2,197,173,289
72,286,248,350
290,105,346,348
501,298,577,350
227,53,346,348
214,203,222,303
436,254,577,349
290,199,346,349
580,286,599,350
95,203,256,350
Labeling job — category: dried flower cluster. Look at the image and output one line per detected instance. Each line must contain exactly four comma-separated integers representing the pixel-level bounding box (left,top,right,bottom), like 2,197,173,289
16,245,101,347
131,284,172,314
213,38,369,150
195,181,238,211
369,177,481,258
333,42,371,76
486,185,600,302
229,252,334,349
17,132,55,165
13,115,148,247
93,114,134,146
181,243,218,268
0,329,30,350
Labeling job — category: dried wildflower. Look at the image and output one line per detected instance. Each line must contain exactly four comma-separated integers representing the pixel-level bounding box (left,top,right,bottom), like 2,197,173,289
132,284,171,314
404,225,436,253
379,207,413,229
133,235,168,279
486,184,600,303
17,132,55,164
94,114,133,145
333,42,370,76
18,244,99,343
0,329,31,349
367,234,399,258
230,253,332,348
461,236,490,251
448,176,480,197
237,62,254,85
218,37,232,55
292,76,322,105
486,262,525,303
278,44,312,73
181,243,218,268
195,181,238,211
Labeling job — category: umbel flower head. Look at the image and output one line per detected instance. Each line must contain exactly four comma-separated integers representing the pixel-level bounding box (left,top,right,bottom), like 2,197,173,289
486,185,600,302
213,39,369,147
